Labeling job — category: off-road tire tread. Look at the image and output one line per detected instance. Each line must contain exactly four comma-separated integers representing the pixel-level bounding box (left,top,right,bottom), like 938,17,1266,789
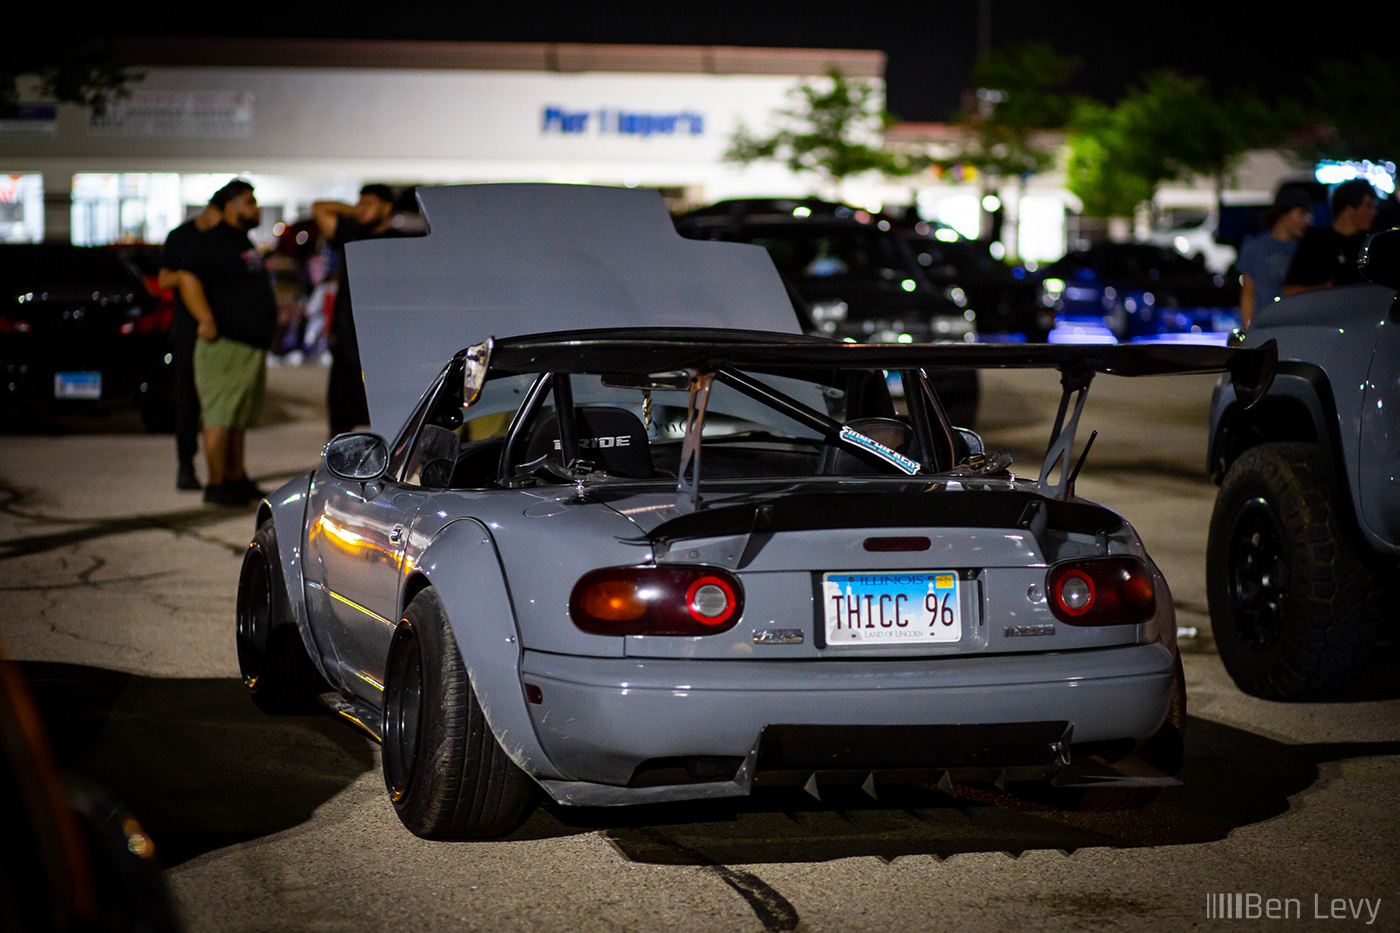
1207,442,1378,700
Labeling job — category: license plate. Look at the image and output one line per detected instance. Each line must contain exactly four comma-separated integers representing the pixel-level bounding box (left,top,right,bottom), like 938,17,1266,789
55,372,102,399
822,571,961,646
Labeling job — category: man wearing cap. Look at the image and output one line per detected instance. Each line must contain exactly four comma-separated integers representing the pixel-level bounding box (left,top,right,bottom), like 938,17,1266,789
1237,188,1312,326
173,179,278,506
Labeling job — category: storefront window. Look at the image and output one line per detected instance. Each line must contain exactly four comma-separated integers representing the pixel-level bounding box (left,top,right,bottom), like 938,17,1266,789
0,174,44,243
70,173,182,245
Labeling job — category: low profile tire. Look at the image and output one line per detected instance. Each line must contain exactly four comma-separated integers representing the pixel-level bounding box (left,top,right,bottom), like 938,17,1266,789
381,588,534,840
236,518,327,713
1206,442,1378,701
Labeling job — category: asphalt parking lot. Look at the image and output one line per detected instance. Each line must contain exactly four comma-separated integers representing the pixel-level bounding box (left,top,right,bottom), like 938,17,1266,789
2,362,1397,932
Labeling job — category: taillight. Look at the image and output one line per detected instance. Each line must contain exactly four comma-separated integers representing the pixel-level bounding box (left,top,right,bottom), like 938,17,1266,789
570,566,743,636
120,306,172,335
1046,557,1156,625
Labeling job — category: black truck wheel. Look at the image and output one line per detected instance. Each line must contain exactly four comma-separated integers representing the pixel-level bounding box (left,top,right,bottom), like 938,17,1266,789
382,588,534,839
1207,442,1378,700
235,518,327,713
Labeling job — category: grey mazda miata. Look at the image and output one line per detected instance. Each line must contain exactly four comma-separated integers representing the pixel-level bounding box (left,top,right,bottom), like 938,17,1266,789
235,184,1275,839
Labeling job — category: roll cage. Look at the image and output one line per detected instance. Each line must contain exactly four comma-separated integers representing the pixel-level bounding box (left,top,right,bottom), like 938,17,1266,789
382,329,1276,511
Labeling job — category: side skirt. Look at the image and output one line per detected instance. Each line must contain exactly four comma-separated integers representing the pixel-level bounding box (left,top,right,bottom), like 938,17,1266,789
319,691,382,742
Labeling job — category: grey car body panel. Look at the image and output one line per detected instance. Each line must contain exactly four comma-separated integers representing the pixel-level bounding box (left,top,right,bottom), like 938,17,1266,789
520,641,1176,789
1209,282,1399,555
257,474,337,684
345,184,801,432
413,518,566,781
426,487,649,659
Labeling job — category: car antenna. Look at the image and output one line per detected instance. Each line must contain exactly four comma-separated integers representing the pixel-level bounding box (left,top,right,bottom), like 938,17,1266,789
1065,430,1098,499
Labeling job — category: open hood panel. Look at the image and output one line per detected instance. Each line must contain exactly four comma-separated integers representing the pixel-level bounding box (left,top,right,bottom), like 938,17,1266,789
345,184,800,431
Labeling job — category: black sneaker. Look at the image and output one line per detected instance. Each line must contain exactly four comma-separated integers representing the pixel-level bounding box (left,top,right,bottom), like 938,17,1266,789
176,463,202,491
229,477,267,502
202,482,246,506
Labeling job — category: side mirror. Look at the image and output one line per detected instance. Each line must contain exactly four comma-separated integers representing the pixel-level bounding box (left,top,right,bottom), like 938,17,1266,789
1359,230,1400,290
324,432,389,481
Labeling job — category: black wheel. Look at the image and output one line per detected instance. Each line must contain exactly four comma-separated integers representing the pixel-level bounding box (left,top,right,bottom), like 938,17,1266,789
381,588,534,839
236,518,327,712
1207,442,1378,700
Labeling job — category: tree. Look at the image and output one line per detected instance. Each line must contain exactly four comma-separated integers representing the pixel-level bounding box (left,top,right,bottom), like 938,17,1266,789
1298,55,1400,164
0,39,142,116
1067,71,1290,219
954,41,1081,181
725,68,927,197
1064,99,1156,219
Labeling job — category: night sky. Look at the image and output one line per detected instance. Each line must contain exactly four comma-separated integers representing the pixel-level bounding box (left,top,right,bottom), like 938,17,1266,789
73,1,1397,122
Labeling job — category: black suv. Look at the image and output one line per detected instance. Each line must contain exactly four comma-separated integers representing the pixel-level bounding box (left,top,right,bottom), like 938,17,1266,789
674,199,980,425
1205,229,1399,700
902,224,1049,341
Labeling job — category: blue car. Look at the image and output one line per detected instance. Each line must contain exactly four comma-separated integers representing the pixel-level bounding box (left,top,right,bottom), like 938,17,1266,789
1038,242,1241,343
235,184,1273,838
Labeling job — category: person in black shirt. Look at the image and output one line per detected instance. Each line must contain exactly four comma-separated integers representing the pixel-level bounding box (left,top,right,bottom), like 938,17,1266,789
1284,179,1378,294
313,184,400,437
173,179,279,506
158,200,221,490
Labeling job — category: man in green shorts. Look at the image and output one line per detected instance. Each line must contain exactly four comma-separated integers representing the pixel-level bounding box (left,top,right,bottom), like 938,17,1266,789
173,180,278,506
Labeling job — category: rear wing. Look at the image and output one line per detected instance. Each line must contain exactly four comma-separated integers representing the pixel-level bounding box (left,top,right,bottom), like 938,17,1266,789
465,329,1278,506
483,328,1275,392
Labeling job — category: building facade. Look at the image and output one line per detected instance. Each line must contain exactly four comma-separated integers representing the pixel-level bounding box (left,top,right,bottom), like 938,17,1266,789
0,39,885,245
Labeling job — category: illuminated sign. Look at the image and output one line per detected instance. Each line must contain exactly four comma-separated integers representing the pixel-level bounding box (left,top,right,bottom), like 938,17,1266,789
542,106,705,138
0,103,57,138
1314,159,1396,195
88,91,254,139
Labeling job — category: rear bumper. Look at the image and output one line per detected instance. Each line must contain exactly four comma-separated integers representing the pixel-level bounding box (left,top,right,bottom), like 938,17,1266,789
521,641,1174,801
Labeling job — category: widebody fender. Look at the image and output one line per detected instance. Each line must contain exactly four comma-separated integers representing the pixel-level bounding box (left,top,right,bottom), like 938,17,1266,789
415,518,566,782
256,473,335,683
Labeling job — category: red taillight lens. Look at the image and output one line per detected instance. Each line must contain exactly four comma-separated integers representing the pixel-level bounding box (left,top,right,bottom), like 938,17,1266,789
685,576,737,625
571,566,744,636
1046,557,1156,625
120,307,172,335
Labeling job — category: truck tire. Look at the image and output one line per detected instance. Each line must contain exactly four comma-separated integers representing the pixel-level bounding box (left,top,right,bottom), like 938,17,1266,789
1207,442,1377,700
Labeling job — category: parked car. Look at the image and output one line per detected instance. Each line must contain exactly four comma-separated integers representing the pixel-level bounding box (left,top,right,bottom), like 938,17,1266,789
0,244,173,430
1205,229,1400,700
901,223,1051,341
1141,208,1237,275
674,198,980,425
234,184,1276,839
1038,242,1242,342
